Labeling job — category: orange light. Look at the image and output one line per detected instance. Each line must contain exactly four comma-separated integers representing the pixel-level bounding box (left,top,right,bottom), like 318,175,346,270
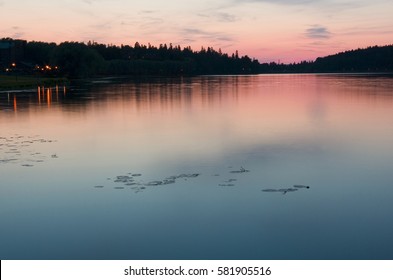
11,63,16,67
37,87,41,104
47,88,51,107
13,95,17,111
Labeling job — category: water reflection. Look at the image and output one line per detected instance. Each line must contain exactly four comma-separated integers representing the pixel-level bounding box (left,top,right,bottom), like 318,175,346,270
1,85,68,112
2,74,393,114
1,74,393,260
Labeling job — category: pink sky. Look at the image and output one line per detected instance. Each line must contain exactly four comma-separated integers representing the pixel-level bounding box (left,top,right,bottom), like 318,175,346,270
1,0,392,63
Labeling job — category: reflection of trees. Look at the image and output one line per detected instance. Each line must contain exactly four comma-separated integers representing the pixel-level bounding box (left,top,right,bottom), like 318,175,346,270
0,76,244,113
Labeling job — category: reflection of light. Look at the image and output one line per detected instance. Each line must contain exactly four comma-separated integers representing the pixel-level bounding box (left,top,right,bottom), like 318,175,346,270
47,88,51,107
13,95,17,111
63,86,67,96
37,86,41,104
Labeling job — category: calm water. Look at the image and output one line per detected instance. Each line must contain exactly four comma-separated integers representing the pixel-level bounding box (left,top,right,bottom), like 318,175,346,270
1,74,393,260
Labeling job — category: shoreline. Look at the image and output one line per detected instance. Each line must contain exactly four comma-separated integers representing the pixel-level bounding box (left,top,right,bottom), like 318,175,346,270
2,72,393,91
0,75,68,91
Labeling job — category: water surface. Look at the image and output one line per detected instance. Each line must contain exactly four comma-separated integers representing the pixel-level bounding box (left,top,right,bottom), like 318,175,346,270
1,74,393,259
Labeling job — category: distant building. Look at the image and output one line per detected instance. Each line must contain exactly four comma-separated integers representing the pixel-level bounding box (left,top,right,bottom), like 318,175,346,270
0,39,27,67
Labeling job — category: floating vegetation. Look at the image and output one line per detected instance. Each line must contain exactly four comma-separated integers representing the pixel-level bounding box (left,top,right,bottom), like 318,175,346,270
91,163,310,198
97,171,202,194
218,184,235,187
176,173,200,178
278,188,298,194
229,166,250,173
218,178,237,187
262,189,279,192
224,179,237,182
0,158,17,163
0,134,58,167
162,179,176,185
294,184,310,189
145,181,163,186
262,185,310,195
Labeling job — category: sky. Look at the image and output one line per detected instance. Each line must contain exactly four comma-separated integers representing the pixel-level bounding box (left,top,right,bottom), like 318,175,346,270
1,0,392,63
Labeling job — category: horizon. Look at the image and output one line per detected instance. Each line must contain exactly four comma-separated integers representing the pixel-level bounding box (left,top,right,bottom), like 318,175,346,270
1,0,393,63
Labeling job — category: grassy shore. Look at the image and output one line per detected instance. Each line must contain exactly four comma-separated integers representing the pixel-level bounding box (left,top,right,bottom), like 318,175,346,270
0,74,68,90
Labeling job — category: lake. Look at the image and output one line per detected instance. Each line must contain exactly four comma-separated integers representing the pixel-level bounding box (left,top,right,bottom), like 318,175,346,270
1,74,393,260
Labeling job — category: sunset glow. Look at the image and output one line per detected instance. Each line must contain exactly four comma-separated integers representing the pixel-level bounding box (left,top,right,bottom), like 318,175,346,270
1,0,392,63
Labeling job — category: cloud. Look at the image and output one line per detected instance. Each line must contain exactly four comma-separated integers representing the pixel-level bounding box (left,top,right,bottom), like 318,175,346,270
197,11,237,23
216,12,237,22
340,25,393,36
138,16,164,30
233,0,321,5
179,27,235,46
140,10,155,14
230,0,365,12
89,21,113,31
12,32,26,39
305,25,331,39
81,0,109,4
182,28,211,36
0,25,25,39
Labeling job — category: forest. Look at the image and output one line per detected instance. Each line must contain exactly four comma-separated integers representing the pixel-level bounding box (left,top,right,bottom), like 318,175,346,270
260,45,393,73
1,38,393,78
1,38,260,78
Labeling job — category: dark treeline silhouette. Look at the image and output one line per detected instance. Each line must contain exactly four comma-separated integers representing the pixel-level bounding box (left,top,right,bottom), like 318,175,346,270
1,38,259,78
259,45,393,73
312,45,393,72
2,38,393,78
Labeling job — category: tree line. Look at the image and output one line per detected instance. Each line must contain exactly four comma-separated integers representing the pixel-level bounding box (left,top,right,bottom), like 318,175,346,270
259,45,393,73
2,38,393,78
21,40,260,78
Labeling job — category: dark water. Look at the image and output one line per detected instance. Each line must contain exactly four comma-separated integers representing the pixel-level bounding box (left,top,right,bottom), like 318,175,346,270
1,74,393,259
